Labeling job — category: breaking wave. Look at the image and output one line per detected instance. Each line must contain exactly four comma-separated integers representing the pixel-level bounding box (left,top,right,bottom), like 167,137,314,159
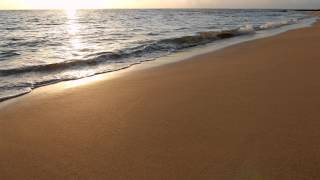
0,9,311,102
0,19,298,77
0,26,259,76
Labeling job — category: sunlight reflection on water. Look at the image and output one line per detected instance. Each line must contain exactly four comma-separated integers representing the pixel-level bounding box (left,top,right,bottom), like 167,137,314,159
0,9,309,101
66,9,84,56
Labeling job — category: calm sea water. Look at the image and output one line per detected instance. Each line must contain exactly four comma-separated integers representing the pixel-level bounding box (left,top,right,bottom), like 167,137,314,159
0,9,309,101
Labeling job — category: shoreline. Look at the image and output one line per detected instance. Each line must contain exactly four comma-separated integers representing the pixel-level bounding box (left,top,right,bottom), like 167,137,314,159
1,14,320,179
0,16,317,105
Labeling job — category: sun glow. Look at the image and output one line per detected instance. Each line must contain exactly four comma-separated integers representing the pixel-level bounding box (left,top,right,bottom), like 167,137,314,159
14,0,114,10
59,0,108,10
0,0,192,10
65,9,77,19
1,0,319,10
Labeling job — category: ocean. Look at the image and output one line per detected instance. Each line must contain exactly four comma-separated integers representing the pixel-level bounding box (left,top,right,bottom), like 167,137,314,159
0,9,312,101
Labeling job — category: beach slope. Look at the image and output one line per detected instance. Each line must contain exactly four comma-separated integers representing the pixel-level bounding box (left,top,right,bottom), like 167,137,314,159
1,21,320,179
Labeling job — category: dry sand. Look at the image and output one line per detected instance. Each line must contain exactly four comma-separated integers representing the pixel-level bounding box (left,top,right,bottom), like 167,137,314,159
1,20,320,180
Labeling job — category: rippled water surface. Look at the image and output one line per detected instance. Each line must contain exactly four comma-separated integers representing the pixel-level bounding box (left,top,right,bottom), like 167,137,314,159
0,9,309,100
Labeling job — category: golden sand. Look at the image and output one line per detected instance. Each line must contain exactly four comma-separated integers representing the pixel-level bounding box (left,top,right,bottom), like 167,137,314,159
1,21,320,179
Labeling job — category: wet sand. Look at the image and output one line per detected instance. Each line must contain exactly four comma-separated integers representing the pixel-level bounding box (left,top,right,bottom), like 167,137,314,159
1,19,320,179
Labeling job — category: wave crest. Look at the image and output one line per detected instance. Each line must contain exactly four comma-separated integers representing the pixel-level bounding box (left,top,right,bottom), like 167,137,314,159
0,19,300,77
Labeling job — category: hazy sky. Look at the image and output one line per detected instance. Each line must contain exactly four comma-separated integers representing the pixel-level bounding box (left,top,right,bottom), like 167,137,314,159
0,0,319,10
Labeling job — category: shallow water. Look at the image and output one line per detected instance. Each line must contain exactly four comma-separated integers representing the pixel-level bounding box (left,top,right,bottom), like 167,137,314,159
0,9,309,101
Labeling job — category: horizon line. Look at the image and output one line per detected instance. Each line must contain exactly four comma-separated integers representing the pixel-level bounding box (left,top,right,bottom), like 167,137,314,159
0,8,319,11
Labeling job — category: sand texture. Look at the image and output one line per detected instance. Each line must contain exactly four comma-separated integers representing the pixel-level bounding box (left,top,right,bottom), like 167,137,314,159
1,21,320,179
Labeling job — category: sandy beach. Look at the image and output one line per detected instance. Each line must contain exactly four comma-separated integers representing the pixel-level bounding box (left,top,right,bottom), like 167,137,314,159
1,17,320,180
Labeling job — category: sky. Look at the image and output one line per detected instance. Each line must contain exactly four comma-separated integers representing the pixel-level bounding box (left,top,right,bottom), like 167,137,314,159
0,0,319,10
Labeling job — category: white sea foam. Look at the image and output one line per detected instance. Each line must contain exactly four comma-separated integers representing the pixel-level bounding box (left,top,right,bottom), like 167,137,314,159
259,19,299,30
0,9,310,101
